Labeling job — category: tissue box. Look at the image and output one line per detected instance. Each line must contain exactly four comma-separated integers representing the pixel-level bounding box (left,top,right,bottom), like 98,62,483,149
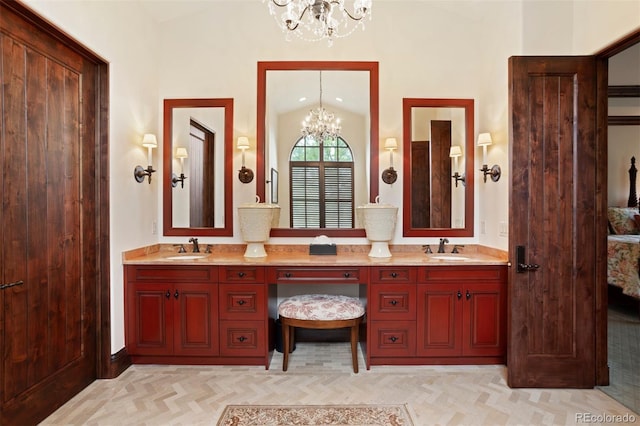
309,244,337,255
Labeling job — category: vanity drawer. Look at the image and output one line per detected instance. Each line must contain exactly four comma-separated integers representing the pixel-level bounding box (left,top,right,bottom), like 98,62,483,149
269,267,367,284
219,320,266,356
126,265,216,282
418,266,506,282
220,266,265,283
369,284,416,320
219,284,266,320
370,266,416,284
369,321,416,357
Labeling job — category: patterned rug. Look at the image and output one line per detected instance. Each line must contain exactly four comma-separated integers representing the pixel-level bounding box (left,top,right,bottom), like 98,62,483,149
216,404,414,426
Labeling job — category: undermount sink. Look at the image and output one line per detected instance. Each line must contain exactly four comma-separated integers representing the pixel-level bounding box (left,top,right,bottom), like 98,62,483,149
164,255,209,260
429,255,470,261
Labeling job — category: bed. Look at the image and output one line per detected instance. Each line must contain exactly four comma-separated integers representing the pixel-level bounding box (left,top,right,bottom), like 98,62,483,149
607,157,640,301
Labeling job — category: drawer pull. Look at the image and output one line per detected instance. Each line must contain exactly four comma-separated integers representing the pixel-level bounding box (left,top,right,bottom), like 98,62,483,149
390,272,398,278
166,290,171,299
238,272,245,278
457,290,462,300
237,299,246,306
389,336,398,343
238,336,247,342
343,272,350,278
285,272,292,278
390,300,398,306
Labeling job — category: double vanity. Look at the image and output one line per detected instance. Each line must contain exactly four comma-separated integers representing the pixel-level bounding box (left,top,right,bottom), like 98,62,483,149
123,244,508,370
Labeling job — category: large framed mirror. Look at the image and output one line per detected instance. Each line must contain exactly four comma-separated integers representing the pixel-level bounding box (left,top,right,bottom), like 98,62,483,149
402,98,474,237
162,98,233,236
257,61,379,237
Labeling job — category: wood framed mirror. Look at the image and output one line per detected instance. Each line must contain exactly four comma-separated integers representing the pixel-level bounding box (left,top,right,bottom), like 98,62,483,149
257,61,379,237
402,98,474,237
162,98,233,236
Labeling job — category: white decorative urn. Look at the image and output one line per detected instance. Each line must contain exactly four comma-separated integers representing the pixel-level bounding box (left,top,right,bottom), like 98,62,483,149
237,196,281,257
356,196,398,258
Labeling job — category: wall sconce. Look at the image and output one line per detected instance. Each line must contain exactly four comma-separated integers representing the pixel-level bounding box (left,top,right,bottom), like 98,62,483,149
450,145,465,187
134,133,157,184
478,132,501,183
381,137,398,184
237,136,254,183
171,147,188,188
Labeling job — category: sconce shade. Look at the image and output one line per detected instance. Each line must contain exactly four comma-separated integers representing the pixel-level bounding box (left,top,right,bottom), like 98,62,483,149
477,132,492,146
237,136,250,150
175,147,188,159
384,137,398,150
142,133,158,148
449,145,462,158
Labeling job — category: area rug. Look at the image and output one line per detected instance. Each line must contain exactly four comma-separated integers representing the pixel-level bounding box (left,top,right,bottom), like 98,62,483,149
216,404,414,426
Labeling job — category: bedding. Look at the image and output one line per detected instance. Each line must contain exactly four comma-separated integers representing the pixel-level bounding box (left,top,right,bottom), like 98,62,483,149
607,206,640,300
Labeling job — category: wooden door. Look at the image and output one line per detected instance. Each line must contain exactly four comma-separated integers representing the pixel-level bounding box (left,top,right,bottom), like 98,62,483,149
508,56,600,388
411,141,430,228
429,120,452,228
0,3,106,423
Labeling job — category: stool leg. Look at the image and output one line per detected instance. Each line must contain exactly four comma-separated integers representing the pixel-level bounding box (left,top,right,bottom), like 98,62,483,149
282,321,290,372
350,324,359,373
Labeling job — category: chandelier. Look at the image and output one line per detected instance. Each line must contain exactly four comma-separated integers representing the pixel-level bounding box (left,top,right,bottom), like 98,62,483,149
264,0,372,45
301,71,341,141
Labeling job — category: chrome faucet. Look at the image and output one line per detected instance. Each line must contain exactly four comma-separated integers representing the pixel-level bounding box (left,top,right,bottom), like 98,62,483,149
188,237,200,253
438,238,449,253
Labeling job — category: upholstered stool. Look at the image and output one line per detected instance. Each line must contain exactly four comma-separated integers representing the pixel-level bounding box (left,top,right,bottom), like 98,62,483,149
278,294,365,373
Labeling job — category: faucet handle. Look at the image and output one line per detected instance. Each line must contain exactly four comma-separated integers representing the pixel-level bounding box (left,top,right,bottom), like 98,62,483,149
451,245,464,254
205,244,213,254
422,245,433,254
174,244,187,253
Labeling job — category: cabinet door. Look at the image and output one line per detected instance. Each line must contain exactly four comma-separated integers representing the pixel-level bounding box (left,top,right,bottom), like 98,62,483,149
417,284,462,356
126,283,173,355
463,283,505,356
173,283,219,356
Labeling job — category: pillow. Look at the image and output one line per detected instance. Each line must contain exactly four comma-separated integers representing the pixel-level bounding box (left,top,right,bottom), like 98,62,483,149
607,207,640,235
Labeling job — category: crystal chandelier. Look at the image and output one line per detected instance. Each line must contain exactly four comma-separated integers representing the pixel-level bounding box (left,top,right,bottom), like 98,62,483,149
301,71,341,141
264,0,372,45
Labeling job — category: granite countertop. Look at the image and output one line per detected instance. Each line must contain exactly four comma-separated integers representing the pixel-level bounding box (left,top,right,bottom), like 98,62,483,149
123,244,508,267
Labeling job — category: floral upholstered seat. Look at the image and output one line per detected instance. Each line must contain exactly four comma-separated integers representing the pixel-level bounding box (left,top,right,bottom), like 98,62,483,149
277,294,365,321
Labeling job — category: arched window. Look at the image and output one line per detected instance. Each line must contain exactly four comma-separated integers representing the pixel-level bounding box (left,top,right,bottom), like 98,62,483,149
289,136,354,228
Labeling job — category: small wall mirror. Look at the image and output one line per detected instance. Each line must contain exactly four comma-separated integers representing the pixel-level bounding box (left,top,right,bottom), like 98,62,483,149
402,98,474,237
257,61,379,237
162,98,233,236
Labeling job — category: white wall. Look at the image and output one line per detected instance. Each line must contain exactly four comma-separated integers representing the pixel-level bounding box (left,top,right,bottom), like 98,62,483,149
21,0,640,355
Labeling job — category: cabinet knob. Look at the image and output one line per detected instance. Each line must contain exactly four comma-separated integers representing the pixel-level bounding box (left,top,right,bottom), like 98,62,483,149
389,336,398,343
166,290,171,299
238,336,247,342
343,272,351,278
457,290,462,300
238,272,245,278
237,299,246,306
390,300,398,306
174,290,179,299
466,290,471,300
285,272,292,278
390,272,398,278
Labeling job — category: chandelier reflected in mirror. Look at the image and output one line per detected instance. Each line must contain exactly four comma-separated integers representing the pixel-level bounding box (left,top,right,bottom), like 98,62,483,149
264,0,372,45
301,71,341,141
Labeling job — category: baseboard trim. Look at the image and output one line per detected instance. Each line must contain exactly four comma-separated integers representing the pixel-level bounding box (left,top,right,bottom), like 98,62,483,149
106,348,131,379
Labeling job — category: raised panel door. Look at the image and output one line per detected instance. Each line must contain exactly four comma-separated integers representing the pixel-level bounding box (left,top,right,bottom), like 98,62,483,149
417,284,462,357
126,283,172,355
173,283,218,356
462,283,505,357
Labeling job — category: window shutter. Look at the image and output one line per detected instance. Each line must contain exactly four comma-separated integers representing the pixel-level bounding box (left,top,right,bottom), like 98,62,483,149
324,166,353,228
291,166,320,228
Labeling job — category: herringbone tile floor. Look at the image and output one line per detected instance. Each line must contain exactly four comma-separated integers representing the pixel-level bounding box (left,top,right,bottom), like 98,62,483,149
41,343,638,426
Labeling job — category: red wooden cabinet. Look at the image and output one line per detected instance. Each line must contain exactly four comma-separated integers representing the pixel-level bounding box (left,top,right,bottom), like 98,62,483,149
125,265,219,358
417,266,506,361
